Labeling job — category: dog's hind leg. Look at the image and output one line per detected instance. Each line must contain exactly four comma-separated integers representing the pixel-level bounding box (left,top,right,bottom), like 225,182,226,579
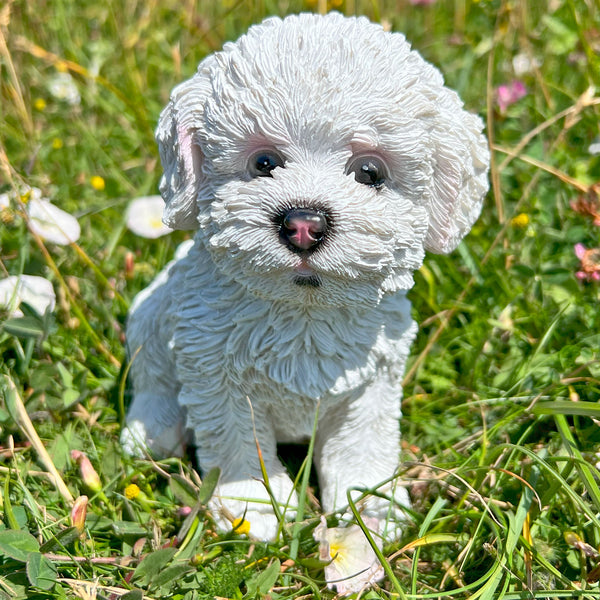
121,385,189,458
121,247,191,458
121,316,189,458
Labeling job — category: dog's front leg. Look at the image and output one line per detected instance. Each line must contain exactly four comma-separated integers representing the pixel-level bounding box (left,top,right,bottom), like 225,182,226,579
315,377,410,538
184,391,298,540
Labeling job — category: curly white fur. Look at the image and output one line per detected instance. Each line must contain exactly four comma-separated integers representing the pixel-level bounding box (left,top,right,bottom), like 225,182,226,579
122,12,489,541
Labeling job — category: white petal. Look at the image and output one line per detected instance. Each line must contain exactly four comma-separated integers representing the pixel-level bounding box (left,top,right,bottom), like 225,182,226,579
126,195,173,239
27,198,81,244
589,141,600,155
0,193,10,209
0,275,56,317
314,518,384,594
48,72,81,105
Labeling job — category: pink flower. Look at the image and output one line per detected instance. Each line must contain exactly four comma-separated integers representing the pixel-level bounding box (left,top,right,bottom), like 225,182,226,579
177,506,193,518
71,450,102,492
70,495,88,532
574,243,600,281
496,81,527,113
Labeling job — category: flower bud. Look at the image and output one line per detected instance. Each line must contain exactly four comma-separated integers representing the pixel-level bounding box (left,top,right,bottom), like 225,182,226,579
70,495,88,532
71,450,102,493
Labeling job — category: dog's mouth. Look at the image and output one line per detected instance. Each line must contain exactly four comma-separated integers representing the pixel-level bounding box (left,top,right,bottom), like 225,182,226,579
293,274,321,287
292,263,321,288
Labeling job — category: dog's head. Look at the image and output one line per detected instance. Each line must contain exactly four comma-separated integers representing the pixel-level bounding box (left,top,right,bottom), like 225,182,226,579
156,13,489,307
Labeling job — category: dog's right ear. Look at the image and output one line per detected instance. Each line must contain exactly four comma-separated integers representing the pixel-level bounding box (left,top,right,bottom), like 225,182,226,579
156,69,212,230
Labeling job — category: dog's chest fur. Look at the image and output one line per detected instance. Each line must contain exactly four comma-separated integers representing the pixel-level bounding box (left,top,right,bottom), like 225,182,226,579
144,240,416,439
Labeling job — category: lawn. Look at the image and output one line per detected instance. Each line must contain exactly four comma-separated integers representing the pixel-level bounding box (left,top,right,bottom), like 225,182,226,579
1,0,600,598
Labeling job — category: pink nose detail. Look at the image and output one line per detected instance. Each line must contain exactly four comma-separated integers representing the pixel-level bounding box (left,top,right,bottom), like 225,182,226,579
281,208,327,251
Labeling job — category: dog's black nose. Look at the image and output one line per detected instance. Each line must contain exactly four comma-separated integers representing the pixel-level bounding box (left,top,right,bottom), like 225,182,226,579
279,208,328,252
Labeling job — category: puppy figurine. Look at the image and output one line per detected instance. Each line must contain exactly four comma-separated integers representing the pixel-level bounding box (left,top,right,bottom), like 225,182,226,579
122,12,489,540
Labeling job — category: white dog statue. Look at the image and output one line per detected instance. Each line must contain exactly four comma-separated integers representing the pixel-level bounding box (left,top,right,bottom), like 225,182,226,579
122,12,489,541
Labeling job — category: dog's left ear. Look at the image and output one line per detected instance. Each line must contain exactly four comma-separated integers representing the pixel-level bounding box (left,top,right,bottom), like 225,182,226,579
156,64,213,230
422,110,489,255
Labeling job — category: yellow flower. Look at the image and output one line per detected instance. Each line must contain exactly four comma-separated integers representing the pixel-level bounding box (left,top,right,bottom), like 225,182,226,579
90,175,105,191
232,517,251,535
510,213,529,228
34,98,46,111
52,138,63,149
124,483,140,500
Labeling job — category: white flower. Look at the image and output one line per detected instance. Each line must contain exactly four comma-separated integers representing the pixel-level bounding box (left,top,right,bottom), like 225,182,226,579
27,196,81,245
313,516,384,595
512,53,541,76
126,196,172,239
0,193,9,209
0,275,56,318
48,72,81,106
589,137,600,156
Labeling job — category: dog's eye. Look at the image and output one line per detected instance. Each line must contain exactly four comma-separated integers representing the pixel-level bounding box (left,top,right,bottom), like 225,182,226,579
248,150,285,177
347,155,388,188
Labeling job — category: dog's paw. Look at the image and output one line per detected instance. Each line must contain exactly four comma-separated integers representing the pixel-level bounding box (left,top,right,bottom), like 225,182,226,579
344,483,411,543
372,484,411,543
120,421,150,458
209,474,298,540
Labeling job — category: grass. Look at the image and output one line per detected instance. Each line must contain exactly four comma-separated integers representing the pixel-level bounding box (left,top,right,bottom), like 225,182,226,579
1,0,600,597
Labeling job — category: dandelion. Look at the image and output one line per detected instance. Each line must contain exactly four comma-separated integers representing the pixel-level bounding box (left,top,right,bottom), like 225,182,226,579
126,195,173,239
232,517,251,536
124,483,140,500
574,243,600,282
33,98,47,111
25,190,80,245
71,450,102,493
0,275,56,318
496,80,527,113
47,71,80,105
313,516,384,595
90,175,105,191
510,213,530,228
70,495,88,533
123,482,154,511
